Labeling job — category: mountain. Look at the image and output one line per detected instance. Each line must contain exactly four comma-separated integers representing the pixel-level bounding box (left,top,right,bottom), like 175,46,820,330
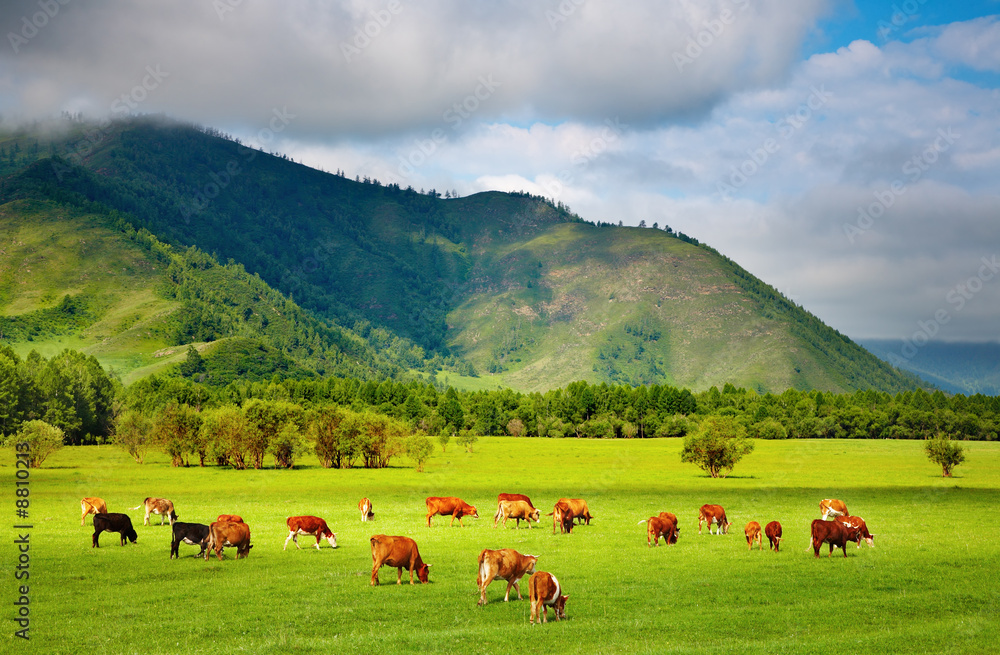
860,339,1000,395
0,117,922,393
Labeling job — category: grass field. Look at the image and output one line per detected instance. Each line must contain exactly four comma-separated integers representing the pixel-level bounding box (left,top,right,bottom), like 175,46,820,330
3,438,999,654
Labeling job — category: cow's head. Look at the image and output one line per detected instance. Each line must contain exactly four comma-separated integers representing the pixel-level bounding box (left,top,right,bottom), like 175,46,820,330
236,543,254,559
466,505,479,519
416,562,430,584
125,528,138,544
722,520,732,534
554,595,569,620
529,508,541,523
524,555,539,576
325,531,338,548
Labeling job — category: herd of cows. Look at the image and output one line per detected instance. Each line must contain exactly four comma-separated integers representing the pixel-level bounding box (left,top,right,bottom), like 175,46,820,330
80,493,876,623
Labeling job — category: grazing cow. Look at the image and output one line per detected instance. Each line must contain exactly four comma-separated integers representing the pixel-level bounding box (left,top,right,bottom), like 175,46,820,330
284,515,338,550
205,521,253,560
698,504,731,535
528,571,569,625
476,548,538,606
745,521,763,551
764,521,782,552
425,497,479,527
549,500,577,534
835,515,875,548
639,515,677,547
810,519,850,558
495,500,541,529
92,513,138,548
820,499,849,520
80,497,107,526
494,493,535,526
130,497,177,526
370,535,430,586
558,498,592,525
359,498,374,522
170,522,211,559
216,514,244,524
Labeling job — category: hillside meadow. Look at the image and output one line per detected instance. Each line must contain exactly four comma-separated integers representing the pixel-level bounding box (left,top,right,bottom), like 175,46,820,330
2,438,999,654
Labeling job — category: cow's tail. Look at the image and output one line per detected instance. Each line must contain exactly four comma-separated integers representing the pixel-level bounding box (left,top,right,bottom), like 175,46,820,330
637,519,648,524
476,549,489,587
129,504,142,510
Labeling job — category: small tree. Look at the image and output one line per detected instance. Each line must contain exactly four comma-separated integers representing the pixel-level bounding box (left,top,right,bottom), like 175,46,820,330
437,433,451,453
270,422,307,469
925,435,965,477
5,420,64,468
113,410,153,464
506,418,525,437
407,434,434,472
680,416,754,478
456,429,478,453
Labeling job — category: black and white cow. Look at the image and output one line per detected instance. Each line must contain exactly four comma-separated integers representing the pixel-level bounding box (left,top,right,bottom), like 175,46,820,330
170,522,211,559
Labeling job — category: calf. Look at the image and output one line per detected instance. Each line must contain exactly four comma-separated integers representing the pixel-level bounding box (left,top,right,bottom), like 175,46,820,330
425,496,478,527
284,515,338,550
92,513,138,547
205,521,253,560
81,497,107,526
494,493,535,526
640,515,677,547
131,497,178,526
835,515,875,548
217,514,244,524
811,518,850,558
495,500,541,529
745,521,762,551
528,572,568,625
820,498,849,520
370,535,430,585
170,522,211,559
477,548,538,606
698,504,731,535
359,498,374,522
764,521,782,552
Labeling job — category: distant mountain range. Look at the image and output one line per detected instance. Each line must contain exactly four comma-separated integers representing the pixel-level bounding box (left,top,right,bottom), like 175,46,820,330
0,116,924,393
860,339,1000,395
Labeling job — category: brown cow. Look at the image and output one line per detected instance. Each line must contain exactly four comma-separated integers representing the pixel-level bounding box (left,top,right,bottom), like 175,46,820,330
811,519,850,558
494,493,535,526
81,497,107,526
425,497,478,527
698,504,731,535
205,521,253,560
559,498,592,525
528,571,568,625
745,521,762,550
820,499,849,520
835,515,875,548
131,497,178,526
217,514,244,524
640,515,677,546
549,500,576,534
359,498,374,522
764,521,782,551
370,535,430,585
476,548,538,606
495,500,541,529
284,516,337,550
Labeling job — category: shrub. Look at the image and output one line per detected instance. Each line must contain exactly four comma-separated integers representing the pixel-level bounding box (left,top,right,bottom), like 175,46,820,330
680,416,755,478
407,434,434,472
925,435,966,477
5,420,64,468
113,410,153,464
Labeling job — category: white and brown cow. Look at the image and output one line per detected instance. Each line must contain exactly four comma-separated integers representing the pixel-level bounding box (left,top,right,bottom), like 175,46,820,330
698,504,731,535
745,521,763,551
820,498,849,520
476,548,538,606
495,500,540,529
284,515,337,550
835,515,875,548
131,497,177,526
81,497,107,526
205,520,253,560
359,498,374,522
528,571,569,625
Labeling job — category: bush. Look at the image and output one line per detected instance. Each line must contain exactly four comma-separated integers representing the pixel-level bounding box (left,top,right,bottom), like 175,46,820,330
113,410,153,464
270,422,308,469
5,420,64,468
680,416,755,478
407,434,434,472
456,430,479,453
201,405,250,469
925,436,966,477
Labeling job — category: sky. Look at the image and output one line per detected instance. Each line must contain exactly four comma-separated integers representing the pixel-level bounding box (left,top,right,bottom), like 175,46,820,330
2,0,999,353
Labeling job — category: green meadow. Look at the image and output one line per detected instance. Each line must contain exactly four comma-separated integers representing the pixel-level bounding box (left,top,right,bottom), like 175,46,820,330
3,438,998,654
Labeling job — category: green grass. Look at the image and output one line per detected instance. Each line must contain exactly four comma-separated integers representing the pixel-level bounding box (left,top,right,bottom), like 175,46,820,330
2,438,998,654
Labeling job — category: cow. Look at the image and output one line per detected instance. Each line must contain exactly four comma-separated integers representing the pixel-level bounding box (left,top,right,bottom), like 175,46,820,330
820,499,849,520
559,498,592,525
639,515,677,547
810,518,850,558
205,521,253,560
81,497,107,526
528,571,568,625
359,498,374,522
217,514,244,524
92,513,138,548
284,515,338,550
495,500,541,529
549,500,576,534
130,497,178,526
425,497,479,527
745,521,763,551
494,493,536,526
370,535,430,586
835,515,875,548
170,522,211,559
698,504,731,535
764,521,782,552
476,548,538,606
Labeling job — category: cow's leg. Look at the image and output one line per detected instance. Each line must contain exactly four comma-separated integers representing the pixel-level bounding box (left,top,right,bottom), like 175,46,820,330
144,510,150,526
396,567,403,585
283,531,295,550
170,539,178,559
371,557,382,586
530,599,538,625
542,605,548,623
92,530,100,548
505,579,521,601
479,569,497,606
426,512,433,528
314,534,322,550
